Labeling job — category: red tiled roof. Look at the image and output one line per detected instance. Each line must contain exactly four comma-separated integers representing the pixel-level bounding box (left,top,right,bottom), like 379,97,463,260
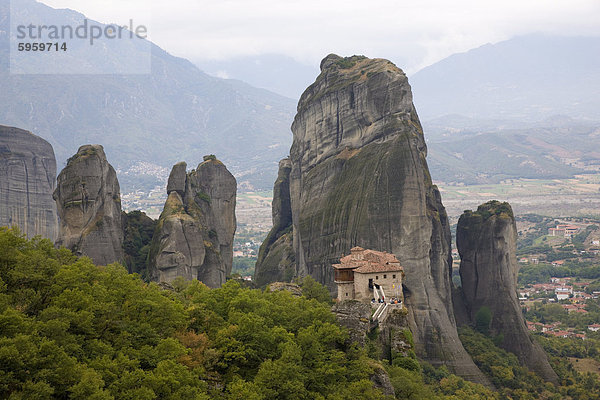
354,263,403,274
332,248,403,274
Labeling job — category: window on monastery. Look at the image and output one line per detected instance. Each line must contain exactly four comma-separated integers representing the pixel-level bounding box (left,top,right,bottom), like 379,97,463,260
393,274,396,279
376,276,378,280
384,274,387,279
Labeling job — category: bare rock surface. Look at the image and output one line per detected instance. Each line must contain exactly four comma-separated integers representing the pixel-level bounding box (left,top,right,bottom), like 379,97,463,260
148,157,236,287
457,201,558,383
369,361,395,397
255,158,294,286
0,125,57,240
54,144,123,265
332,300,372,347
256,55,489,384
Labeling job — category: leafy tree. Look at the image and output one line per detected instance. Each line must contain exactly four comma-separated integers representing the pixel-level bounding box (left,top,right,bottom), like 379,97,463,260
475,306,492,335
298,275,332,304
122,210,156,276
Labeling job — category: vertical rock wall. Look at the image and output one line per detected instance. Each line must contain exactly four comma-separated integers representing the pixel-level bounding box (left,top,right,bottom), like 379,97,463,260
54,144,124,265
148,157,236,287
0,125,57,240
457,201,558,383
255,55,489,384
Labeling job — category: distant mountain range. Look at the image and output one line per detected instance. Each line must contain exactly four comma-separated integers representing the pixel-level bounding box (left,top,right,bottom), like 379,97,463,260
412,35,600,184
1,0,599,192
194,54,319,100
425,115,600,184
0,0,296,192
192,35,600,124
411,34,600,122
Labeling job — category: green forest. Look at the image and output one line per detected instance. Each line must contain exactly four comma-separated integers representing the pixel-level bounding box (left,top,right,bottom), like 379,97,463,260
1,227,600,399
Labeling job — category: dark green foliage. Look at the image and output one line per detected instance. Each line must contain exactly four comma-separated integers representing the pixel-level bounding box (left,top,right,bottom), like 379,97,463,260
195,191,211,203
0,228,384,399
203,154,217,161
519,261,600,284
392,356,421,371
122,210,156,277
4,228,597,398
335,55,367,69
232,257,256,276
297,275,332,304
460,326,600,399
401,328,415,347
0,227,191,399
475,306,492,335
464,200,513,221
65,146,98,166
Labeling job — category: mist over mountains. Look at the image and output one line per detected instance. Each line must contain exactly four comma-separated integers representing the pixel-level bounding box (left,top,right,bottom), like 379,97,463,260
411,34,600,122
411,35,600,184
424,115,600,184
194,54,319,100
1,0,599,192
0,0,295,192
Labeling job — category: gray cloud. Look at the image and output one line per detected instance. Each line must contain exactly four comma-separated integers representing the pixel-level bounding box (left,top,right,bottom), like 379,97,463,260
41,0,600,72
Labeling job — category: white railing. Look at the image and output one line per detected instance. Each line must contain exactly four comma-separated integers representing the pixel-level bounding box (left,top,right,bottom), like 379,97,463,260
372,302,388,322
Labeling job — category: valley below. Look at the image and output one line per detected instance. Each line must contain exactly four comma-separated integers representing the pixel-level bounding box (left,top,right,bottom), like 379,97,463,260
124,173,600,251
440,174,600,222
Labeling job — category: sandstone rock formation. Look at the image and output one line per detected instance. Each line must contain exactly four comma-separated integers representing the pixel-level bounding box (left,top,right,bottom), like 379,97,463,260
456,201,558,383
0,125,57,240
332,300,372,347
369,361,396,397
54,144,124,265
377,308,413,361
255,158,294,286
148,157,236,287
255,54,489,384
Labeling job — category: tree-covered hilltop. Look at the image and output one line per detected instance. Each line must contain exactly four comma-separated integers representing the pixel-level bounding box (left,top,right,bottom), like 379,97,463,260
2,227,600,399
0,227,487,399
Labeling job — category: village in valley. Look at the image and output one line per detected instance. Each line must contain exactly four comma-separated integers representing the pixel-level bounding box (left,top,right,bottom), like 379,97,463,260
503,216,600,342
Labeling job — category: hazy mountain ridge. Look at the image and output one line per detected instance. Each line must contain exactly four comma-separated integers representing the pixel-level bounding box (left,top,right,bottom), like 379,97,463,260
411,34,600,121
0,0,296,192
194,54,319,99
2,1,599,192
424,115,600,184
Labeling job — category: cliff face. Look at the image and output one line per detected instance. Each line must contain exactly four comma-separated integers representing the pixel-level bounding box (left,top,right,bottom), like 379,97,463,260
148,157,236,287
255,54,489,383
0,125,57,240
456,201,558,383
254,158,294,286
54,144,124,265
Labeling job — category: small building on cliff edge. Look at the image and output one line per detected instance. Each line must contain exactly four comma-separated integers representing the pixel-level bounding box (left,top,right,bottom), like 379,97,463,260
333,247,404,302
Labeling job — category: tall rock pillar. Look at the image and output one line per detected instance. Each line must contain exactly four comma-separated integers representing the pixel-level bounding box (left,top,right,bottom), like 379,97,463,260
54,144,124,265
255,54,489,384
0,125,58,240
148,156,236,287
457,200,558,383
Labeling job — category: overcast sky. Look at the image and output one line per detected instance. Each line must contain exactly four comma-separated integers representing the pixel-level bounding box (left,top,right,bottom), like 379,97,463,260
40,0,600,73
